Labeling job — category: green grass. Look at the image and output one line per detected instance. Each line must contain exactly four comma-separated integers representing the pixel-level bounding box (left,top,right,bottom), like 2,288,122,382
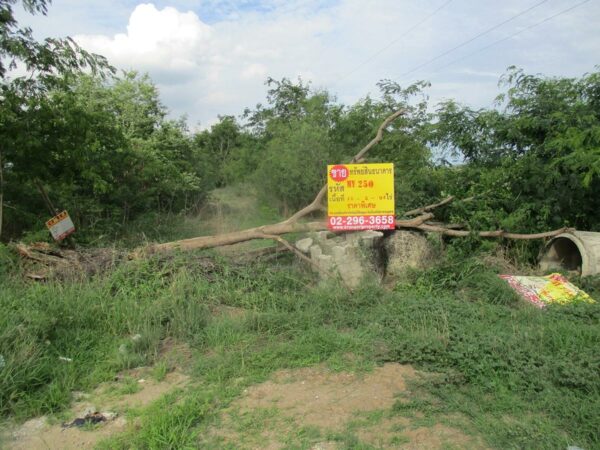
0,245,599,449
114,184,283,248
112,377,142,396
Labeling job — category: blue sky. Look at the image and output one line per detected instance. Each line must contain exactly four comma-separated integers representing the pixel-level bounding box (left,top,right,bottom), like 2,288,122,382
16,0,600,127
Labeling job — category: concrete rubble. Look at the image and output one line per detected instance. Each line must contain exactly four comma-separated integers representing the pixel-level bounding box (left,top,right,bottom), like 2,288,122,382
296,229,433,288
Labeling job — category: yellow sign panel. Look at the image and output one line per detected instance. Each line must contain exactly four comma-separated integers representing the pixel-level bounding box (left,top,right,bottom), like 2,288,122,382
327,163,395,231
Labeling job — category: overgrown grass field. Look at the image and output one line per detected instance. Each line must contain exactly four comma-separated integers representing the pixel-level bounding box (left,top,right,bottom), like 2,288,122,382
0,242,598,449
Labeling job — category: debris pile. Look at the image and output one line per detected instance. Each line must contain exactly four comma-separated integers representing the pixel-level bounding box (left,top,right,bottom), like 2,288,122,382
14,242,124,280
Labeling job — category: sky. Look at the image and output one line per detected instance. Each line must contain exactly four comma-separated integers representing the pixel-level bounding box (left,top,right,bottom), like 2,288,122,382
15,0,600,128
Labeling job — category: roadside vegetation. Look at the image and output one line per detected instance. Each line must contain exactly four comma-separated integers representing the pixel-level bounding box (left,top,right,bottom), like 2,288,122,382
1,2,600,449
1,238,599,448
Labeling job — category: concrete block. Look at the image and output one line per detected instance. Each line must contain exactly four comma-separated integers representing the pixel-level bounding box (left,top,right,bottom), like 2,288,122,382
315,254,334,271
331,245,347,260
385,230,432,278
295,238,313,254
310,245,322,259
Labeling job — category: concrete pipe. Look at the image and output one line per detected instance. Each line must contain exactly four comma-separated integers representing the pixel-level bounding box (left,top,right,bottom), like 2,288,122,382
539,231,600,277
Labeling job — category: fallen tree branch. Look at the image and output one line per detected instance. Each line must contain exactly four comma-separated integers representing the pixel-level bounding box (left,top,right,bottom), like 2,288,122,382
403,194,486,217
424,221,465,230
142,214,433,255
413,224,574,240
15,243,69,265
403,196,454,217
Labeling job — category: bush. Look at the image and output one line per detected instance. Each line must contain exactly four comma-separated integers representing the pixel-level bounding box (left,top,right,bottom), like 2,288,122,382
0,243,17,279
253,120,333,212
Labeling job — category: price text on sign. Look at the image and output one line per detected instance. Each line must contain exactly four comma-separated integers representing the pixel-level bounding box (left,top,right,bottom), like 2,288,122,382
45,210,75,241
327,163,395,231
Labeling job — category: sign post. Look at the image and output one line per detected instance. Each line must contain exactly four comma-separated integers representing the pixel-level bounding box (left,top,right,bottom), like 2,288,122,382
327,163,395,231
45,210,75,242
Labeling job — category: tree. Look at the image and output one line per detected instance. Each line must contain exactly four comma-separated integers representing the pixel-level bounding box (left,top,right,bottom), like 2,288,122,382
0,0,113,239
431,67,600,233
254,119,333,213
333,80,435,213
194,115,248,187
1,64,214,240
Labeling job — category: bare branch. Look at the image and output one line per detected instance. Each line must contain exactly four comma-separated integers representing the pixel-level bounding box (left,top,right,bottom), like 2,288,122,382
414,224,574,240
143,214,434,255
403,196,454,217
351,110,406,163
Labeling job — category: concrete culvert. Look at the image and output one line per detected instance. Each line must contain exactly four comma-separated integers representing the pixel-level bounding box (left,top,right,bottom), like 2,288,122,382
539,231,600,276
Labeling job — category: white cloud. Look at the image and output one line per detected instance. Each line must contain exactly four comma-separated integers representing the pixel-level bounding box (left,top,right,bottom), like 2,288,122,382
53,0,600,126
76,4,212,79
241,63,268,80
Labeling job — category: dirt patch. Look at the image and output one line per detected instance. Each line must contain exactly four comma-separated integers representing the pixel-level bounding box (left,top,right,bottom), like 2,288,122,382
105,371,188,410
3,370,188,450
6,414,128,450
239,363,416,430
207,363,484,449
401,423,481,449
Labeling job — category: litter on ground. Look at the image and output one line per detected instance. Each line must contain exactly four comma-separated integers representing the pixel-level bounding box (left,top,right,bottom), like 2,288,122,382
499,273,594,308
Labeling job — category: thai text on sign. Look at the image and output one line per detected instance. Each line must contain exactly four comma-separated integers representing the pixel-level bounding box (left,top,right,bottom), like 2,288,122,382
327,163,395,231
45,210,75,241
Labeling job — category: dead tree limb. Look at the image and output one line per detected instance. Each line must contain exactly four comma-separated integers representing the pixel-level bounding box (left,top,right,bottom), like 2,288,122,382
143,214,432,255
414,224,573,240
403,196,454,217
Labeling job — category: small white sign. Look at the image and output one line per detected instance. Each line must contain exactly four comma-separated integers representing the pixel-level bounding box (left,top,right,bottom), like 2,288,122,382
45,210,75,241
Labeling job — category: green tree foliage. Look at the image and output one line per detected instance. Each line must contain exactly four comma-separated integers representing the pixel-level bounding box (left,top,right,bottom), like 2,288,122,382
193,115,258,187
2,2,598,248
242,77,433,213
1,71,214,241
431,67,600,234
254,120,333,212
240,78,338,211
0,0,111,82
0,0,115,239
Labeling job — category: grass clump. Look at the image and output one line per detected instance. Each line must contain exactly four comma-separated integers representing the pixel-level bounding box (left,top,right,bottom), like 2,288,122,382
0,253,213,418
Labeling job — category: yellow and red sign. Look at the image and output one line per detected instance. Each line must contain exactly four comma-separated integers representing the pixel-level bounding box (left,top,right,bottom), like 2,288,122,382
327,163,395,231
45,210,75,241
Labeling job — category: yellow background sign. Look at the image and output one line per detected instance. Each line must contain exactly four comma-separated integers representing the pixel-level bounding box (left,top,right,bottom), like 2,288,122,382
327,163,395,230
